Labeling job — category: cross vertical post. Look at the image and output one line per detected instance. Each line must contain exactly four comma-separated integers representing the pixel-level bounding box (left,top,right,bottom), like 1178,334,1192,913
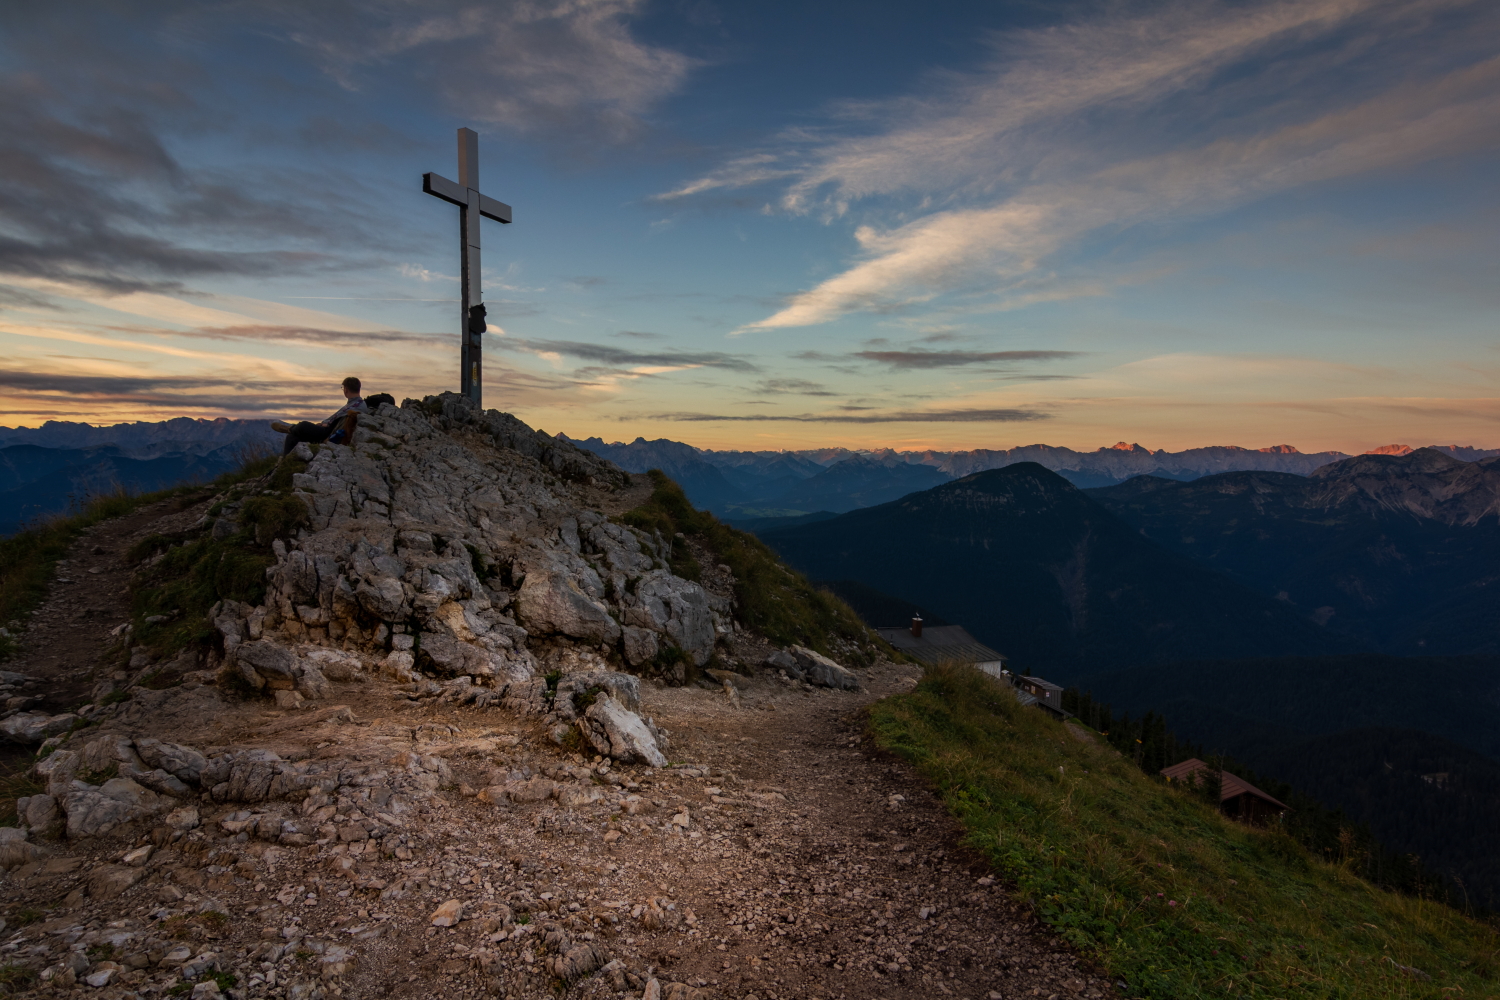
423,127,512,408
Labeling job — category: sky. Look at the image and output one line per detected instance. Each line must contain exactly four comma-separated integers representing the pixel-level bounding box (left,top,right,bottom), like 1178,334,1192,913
1,0,1498,454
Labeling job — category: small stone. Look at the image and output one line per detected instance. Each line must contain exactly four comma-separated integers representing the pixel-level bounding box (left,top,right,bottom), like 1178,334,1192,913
190,981,224,999
123,844,153,867
603,830,622,844
671,810,690,829
273,689,305,710
165,806,200,831
430,899,464,926
163,945,192,964
85,962,121,987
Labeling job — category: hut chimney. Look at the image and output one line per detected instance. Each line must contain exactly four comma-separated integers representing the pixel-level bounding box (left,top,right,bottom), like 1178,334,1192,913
911,614,923,638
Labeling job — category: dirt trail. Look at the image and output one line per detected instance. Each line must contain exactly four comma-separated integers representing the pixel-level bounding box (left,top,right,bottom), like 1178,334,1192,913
0,502,1117,1000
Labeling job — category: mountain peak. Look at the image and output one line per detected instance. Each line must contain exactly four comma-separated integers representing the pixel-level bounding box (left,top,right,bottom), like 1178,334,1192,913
1258,444,1302,454
1367,444,1414,456
1105,441,1149,453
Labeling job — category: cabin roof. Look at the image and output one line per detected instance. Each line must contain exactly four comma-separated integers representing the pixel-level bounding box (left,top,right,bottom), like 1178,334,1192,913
874,625,1006,666
1160,758,1290,810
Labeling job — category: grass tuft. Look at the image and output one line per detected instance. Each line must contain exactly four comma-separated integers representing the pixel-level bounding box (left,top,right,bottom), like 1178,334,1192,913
870,661,1500,1000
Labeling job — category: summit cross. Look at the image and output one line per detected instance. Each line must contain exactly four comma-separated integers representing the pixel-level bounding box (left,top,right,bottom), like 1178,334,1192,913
423,127,512,407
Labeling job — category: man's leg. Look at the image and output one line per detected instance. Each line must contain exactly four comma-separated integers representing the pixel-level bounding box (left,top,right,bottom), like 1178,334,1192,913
282,421,332,455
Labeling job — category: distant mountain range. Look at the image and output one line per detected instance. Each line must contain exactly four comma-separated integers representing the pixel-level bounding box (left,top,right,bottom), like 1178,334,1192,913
568,434,1499,516
754,461,1350,679
1086,449,1500,655
0,419,275,535
0,417,275,456
0,443,253,536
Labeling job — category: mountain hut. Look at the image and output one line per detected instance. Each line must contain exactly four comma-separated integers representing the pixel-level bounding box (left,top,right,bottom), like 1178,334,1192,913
1160,758,1290,824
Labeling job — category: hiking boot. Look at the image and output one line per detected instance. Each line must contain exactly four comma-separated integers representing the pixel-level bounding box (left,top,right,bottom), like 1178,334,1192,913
270,420,293,433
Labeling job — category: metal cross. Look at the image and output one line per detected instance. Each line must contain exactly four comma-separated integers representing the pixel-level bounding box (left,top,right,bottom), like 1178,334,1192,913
423,128,512,407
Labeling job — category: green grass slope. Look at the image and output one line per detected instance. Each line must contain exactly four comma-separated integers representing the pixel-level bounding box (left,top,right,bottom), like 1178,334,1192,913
869,663,1500,999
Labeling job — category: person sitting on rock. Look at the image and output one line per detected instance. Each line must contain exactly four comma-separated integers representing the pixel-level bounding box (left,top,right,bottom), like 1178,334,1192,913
271,376,365,456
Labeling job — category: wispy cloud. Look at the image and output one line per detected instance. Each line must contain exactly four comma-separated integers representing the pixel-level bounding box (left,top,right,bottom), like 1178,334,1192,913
854,349,1078,369
755,378,838,396
182,325,447,347
661,0,1500,331
279,0,698,144
651,407,1048,423
499,338,759,373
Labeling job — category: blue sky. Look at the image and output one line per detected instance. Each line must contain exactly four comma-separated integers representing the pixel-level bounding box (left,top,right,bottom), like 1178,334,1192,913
1,0,1497,453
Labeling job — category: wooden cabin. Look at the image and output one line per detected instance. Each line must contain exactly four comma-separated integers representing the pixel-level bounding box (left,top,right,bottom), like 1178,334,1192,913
1160,758,1290,824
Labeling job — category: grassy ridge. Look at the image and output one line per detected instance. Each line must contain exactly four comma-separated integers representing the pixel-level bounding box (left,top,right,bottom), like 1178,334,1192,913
620,469,886,661
0,489,153,661
0,450,282,661
869,663,1500,999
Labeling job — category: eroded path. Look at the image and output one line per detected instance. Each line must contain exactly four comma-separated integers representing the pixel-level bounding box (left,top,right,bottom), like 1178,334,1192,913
0,502,1116,1000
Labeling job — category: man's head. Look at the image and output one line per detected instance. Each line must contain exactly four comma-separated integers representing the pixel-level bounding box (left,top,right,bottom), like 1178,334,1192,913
342,376,361,398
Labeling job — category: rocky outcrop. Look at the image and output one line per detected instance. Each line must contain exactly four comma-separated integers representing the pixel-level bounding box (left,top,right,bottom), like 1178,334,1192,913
792,646,860,690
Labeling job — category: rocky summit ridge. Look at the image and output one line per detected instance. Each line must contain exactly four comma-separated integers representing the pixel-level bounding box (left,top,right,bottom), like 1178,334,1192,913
0,394,1110,1000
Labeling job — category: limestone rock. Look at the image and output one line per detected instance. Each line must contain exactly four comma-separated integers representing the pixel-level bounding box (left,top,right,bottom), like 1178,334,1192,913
503,778,559,803
552,670,642,720
64,778,167,838
17,793,60,834
236,640,297,689
35,749,80,797
516,552,621,645
0,711,78,744
623,571,716,667
294,662,332,700
578,695,667,767
88,863,146,899
787,645,859,690
549,943,609,982
430,899,464,926
134,738,208,784
764,649,802,679
621,625,659,667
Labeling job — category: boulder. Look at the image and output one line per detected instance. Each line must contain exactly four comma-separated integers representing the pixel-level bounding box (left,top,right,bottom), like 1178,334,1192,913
236,641,297,690
578,695,667,767
786,646,859,690
134,739,208,784
356,574,407,619
294,663,332,700
35,749,81,797
64,778,167,838
16,794,60,834
624,572,716,666
302,648,364,681
516,557,621,645
764,649,802,680
552,671,642,720
621,626,659,668
0,712,78,744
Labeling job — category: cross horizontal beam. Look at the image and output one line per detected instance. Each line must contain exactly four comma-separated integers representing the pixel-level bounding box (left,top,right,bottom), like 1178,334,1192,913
422,172,512,224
